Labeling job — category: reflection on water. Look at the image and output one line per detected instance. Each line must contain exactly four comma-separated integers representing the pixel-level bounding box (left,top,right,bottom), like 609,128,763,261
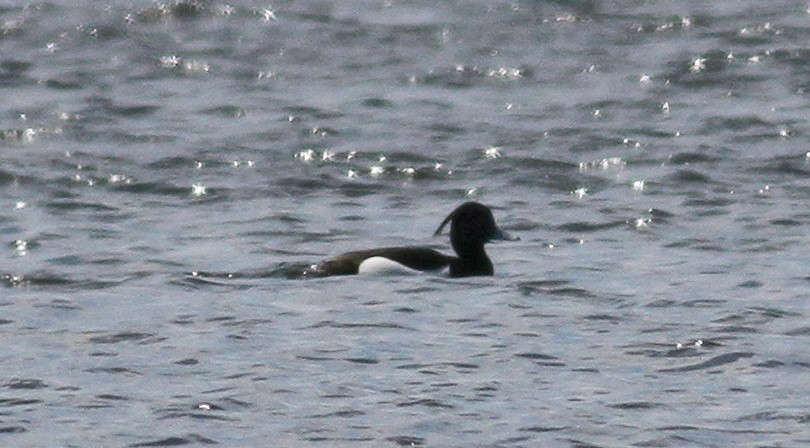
1,0,810,446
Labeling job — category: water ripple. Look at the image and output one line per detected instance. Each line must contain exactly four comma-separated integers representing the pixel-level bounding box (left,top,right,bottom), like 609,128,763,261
129,434,218,447
659,351,755,372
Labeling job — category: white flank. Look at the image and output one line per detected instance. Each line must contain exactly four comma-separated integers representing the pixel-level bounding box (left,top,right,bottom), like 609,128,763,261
358,257,421,276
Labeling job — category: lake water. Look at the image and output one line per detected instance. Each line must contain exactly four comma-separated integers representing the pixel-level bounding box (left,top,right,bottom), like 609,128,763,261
2,1,810,446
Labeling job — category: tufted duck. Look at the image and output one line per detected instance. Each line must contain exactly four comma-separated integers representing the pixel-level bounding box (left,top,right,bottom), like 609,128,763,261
302,202,517,278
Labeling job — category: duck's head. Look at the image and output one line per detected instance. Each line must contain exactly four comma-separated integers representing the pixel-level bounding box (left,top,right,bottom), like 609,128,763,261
433,202,517,253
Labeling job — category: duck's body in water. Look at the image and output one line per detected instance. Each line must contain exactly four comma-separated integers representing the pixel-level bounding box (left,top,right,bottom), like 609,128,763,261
302,202,517,278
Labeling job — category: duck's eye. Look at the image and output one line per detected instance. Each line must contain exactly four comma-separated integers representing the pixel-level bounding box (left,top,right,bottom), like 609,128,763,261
466,220,487,236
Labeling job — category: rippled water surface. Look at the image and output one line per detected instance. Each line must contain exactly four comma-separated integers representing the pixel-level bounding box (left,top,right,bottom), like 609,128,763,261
2,1,810,446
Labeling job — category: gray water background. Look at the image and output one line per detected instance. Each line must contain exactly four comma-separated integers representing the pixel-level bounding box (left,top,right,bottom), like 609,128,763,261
2,1,810,446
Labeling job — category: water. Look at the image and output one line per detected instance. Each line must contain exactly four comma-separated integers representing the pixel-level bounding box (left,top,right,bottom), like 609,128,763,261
2,0,810,446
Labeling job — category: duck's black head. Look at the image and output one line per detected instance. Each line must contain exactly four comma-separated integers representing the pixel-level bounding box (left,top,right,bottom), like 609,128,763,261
433,201,516,257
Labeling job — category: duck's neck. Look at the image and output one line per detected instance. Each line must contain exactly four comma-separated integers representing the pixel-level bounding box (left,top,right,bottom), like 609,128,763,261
450,243,493,277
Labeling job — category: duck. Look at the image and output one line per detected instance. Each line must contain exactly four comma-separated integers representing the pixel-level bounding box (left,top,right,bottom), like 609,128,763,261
302,201,517,278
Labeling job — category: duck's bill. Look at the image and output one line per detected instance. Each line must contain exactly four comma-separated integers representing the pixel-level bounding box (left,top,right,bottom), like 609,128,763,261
492,227,520,241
